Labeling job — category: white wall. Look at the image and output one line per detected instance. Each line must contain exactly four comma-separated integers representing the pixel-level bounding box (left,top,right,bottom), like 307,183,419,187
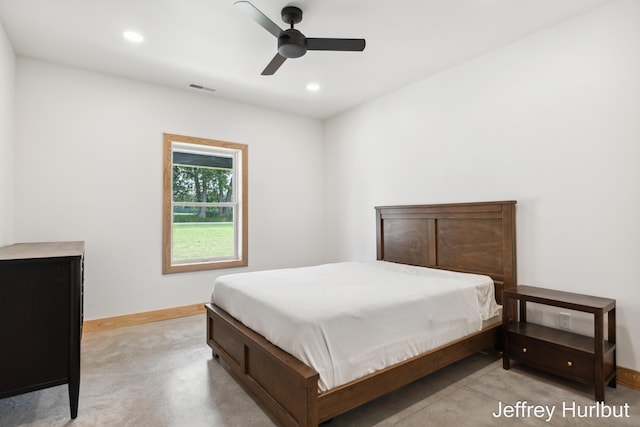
0,18,15,246
15,58,325,319
324,0,640,371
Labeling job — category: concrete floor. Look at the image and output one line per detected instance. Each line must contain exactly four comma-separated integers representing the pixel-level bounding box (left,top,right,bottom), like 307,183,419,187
1,314,638,426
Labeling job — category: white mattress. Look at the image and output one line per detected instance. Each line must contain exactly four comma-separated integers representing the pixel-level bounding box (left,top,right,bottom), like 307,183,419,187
211,261,499,392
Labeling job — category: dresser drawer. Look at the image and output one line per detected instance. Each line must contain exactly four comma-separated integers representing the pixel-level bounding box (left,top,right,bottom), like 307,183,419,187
507,332,594,381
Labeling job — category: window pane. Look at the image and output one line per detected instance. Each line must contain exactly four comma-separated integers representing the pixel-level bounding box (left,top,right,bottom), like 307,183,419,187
172,165,234,203
172,206,235,261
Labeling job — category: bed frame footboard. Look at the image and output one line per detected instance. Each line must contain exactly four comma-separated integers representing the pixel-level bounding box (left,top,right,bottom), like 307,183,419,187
206,303,319,427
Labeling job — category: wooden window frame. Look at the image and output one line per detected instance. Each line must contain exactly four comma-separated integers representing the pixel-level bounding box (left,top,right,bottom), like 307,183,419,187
162,133,248,274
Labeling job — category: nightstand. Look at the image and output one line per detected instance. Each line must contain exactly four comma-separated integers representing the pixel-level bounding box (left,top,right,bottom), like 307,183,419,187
502,285,616,401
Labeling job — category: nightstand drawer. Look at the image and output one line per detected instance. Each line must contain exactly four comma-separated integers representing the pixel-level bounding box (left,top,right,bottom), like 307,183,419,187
507,332,593,381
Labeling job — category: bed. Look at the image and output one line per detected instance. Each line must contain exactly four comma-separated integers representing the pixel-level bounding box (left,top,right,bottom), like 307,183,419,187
205,200,517,426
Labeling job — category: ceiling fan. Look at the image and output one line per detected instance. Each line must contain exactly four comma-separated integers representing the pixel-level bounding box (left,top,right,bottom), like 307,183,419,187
235,1,366,75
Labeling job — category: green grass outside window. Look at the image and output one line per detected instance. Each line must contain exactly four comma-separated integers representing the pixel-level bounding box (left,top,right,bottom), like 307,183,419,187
172,223,234,261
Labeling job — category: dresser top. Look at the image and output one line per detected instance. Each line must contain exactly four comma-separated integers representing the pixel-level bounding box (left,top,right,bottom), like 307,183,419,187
0,241,85,261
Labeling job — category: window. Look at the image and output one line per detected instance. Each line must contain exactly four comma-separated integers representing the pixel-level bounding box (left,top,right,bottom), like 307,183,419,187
163,133,248,273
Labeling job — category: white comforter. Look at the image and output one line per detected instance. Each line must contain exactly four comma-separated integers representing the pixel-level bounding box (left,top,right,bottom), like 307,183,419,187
211,261,498,391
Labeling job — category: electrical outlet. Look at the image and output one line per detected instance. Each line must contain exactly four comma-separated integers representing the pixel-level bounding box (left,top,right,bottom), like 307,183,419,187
559,312,571,329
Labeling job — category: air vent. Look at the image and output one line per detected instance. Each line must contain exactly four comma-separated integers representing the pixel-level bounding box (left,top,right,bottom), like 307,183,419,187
189,84,216,93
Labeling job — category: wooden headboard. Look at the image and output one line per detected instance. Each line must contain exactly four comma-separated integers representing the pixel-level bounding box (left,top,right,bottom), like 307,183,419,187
376,201,516,304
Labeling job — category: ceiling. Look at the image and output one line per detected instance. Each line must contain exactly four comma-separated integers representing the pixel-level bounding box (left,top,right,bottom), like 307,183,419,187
0,0,612,119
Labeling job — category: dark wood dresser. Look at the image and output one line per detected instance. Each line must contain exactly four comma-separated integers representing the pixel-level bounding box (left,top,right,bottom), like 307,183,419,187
0,241,84,419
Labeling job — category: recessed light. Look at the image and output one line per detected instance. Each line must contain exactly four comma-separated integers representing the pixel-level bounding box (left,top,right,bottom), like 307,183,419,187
306,82,320,92
123,31,144,43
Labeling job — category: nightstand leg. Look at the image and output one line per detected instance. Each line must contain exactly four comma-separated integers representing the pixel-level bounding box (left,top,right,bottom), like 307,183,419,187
594,311,604,401
502,295,512,370
608,308,617,388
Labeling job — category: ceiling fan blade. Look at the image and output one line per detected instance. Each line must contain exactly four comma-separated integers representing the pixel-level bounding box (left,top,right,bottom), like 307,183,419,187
306,38,366,52
261,53,287,75
235,1,282,38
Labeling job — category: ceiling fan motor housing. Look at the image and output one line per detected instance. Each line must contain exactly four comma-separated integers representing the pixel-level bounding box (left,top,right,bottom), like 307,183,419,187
278,29,306,58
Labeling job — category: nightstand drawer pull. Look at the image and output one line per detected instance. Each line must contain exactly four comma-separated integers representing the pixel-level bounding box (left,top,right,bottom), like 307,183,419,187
522,347,527,353
567,361,573,367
